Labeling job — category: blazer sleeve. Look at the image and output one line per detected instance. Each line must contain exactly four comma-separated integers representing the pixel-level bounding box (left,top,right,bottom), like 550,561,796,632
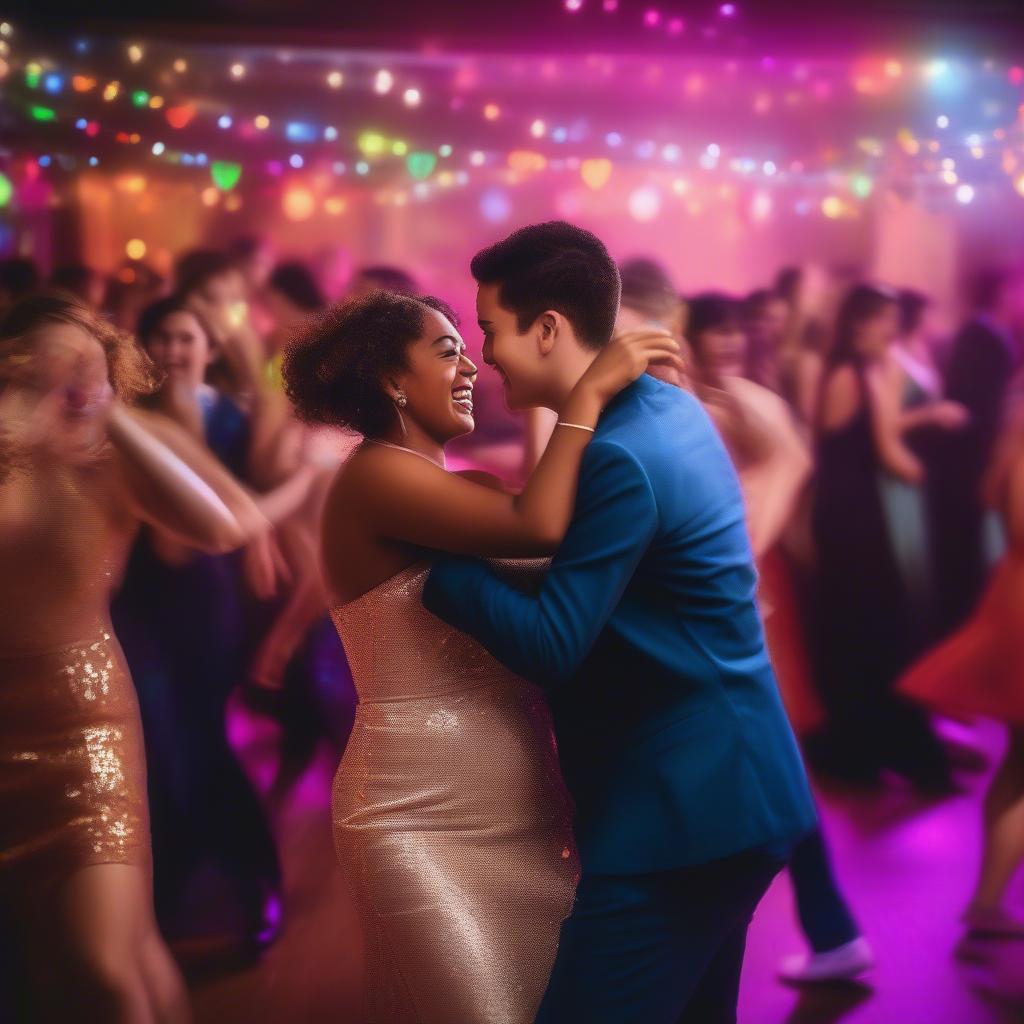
422,439,659,688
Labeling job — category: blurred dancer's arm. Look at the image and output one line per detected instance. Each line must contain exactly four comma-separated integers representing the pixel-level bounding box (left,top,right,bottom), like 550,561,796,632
864,359,925,483
109,402,267,552
728,379,812,558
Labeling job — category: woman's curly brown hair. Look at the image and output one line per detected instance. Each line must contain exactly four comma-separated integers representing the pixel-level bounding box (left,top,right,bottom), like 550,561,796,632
0,290,160,402
282,289,458,437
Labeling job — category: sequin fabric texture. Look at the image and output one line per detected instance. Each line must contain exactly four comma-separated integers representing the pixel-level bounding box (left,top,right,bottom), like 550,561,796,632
331,562,578,1024
0,631,149,894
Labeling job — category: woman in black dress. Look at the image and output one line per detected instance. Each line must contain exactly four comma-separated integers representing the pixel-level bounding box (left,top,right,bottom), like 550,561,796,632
806,284,952,789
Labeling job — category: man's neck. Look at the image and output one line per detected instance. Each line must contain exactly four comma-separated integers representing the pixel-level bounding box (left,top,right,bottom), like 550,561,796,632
547,346,599,413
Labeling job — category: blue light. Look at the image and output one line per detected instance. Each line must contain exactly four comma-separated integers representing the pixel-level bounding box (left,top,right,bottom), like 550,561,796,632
75,117,88,130
332,161,347,174
181,153,195,166
552,127,568,143
356,161,369,175
75,39,90,54
289,154,304,169
39,155,51,167
324,126,338,141
89,156,99,166
44,73,63,94
218,115,233,129
195,153,207,166
925,58,967,97
605,131,623,147
285,121,317,144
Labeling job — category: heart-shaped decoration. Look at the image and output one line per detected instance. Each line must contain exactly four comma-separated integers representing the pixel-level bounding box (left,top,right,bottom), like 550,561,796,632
210,161,242,191
166,104,196,129
581,158,613,190
406,152,437,180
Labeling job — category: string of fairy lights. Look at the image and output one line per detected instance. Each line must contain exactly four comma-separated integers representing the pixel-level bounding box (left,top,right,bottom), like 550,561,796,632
1,16,1023,231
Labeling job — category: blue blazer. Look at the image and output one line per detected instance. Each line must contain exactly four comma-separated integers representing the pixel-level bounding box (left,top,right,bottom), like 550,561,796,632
424,375,816,874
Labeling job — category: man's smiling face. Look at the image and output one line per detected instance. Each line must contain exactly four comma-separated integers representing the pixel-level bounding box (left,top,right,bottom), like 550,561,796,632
476,282,548,411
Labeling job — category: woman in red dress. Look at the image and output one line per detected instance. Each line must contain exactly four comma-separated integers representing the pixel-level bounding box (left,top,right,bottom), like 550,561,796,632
900,390,1024,938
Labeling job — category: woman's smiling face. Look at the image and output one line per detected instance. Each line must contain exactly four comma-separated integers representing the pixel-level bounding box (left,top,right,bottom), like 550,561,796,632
391,308,478,443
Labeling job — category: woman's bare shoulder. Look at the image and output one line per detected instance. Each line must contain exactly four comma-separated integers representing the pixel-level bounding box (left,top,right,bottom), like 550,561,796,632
454,469,512,493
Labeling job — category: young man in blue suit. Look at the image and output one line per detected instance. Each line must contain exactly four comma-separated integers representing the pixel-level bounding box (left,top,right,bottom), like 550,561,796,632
423,222,816,1023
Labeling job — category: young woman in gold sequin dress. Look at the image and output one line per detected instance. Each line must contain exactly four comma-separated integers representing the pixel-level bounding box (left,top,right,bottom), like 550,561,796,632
0,294,268,1022
282,289,679,1023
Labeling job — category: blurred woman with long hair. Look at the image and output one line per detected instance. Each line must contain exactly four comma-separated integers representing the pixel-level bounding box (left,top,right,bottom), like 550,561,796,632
0,293,263,1021
806,284,952,789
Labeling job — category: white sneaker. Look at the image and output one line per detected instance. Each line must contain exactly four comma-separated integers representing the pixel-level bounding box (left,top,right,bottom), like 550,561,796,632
778,937,874,984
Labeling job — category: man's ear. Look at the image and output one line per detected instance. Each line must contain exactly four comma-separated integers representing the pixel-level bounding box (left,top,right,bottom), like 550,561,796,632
537,311,559,356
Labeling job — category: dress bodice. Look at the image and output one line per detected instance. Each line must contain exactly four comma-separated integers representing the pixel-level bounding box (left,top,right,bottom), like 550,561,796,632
330,561,543,705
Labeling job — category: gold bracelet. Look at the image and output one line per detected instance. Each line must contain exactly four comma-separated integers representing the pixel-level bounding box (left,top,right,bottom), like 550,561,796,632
557,421,596,434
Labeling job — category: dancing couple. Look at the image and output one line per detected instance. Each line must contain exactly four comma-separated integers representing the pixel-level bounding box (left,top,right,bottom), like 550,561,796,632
283,221,816,1023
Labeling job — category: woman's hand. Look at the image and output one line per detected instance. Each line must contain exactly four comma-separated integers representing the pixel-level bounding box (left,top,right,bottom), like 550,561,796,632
928,400,970,431
561,328,682,425
189,296,266,390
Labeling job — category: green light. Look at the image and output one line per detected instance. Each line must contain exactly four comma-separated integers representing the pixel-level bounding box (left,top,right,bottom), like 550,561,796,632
131,90,149,108
406,152,437,180
25,70,40,89
210,161,242,191
850,173,874,199
0,172,12,208
30,105,56,122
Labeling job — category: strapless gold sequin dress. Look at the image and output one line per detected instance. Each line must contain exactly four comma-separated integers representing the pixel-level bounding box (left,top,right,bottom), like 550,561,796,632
0,629,149,898
0,464,149,901
331,562,577,1024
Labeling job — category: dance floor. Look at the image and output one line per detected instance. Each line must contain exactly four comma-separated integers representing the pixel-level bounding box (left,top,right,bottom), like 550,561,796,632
187,708,1024,1024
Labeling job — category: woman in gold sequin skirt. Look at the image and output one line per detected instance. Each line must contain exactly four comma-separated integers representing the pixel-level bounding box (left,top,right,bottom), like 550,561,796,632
0,294,267,1021
282,288,680,1021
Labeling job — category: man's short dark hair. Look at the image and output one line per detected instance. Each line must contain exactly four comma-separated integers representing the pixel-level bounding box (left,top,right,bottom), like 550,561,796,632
354,265,419,296
619,257,678,321
174,248,236,295
269,261,326,311
470,221,620,350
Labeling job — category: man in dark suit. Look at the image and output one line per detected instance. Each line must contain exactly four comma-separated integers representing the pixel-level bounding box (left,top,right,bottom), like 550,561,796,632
930,268,1024,636
423,222,815,1023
